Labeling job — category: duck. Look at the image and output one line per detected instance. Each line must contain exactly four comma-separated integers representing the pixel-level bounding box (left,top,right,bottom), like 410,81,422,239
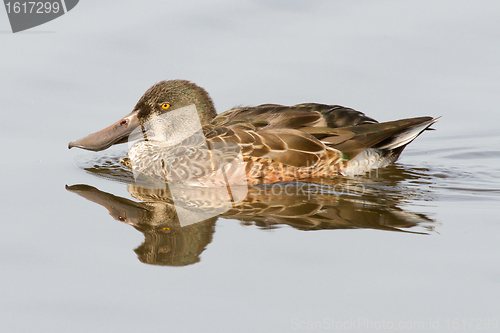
69,80,438,186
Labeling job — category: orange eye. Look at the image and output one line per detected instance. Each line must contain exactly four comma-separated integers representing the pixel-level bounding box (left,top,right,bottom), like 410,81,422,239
161,103,170,109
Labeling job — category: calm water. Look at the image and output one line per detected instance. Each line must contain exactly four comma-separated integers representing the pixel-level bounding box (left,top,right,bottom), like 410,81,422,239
1,1,500,332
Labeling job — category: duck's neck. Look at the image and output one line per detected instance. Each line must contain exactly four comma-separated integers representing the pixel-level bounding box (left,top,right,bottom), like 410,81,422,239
197,104,216,125
192,88,217,125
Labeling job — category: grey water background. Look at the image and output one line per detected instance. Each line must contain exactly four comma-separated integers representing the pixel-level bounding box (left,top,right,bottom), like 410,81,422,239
1,1,500,332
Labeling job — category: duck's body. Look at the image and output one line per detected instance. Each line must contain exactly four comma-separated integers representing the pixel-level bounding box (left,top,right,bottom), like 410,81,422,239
69,80,438,186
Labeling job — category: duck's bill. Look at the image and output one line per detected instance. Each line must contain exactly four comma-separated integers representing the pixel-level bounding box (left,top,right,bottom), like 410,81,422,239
68,111,140,151
66,184,147,224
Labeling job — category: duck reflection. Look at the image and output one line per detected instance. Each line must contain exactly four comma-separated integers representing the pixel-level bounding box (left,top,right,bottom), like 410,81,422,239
67,157,436,266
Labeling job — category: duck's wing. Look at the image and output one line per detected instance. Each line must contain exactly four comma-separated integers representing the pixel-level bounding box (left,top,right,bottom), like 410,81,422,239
203,116,438,169
204,123,334,168
212,103,378,130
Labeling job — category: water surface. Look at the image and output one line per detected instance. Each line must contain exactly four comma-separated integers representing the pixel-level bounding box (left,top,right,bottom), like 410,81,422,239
1,1,500,332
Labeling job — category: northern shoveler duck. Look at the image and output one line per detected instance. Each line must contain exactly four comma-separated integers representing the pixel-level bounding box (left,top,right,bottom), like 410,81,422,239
69,80,438,186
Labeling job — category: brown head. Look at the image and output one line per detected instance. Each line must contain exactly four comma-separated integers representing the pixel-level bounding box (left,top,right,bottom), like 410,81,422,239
68,80,217,151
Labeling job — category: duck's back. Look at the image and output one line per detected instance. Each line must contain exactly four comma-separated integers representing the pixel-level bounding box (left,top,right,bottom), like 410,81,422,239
211,103,378,130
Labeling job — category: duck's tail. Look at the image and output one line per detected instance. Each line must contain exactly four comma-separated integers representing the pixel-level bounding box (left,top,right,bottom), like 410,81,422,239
339,116,439,176
374,116,440,152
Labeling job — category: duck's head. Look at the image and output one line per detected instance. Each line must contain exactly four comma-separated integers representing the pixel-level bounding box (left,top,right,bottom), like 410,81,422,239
69,80,217,151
